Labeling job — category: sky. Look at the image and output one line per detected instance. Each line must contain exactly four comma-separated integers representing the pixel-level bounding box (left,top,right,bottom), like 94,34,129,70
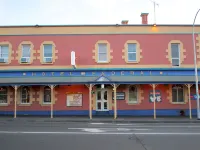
0,0,200,25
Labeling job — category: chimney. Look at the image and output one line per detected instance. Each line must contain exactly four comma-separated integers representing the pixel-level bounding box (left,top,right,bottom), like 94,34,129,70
121,20,129,25
140,13,149,24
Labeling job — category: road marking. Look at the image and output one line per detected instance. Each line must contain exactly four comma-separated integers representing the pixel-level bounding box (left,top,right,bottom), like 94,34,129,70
1,131,200,135
82,129,104,132
89,125,200,128
90,123,105,125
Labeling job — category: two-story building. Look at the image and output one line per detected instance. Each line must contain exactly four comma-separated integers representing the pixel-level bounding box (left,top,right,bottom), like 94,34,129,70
0,13,200,119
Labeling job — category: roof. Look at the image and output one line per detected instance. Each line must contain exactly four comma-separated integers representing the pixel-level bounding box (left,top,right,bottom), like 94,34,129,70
0,24,200,28
0,76,197,85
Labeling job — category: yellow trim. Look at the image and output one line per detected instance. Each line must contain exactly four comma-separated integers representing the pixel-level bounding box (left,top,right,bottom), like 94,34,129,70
168,84,187,104
0,26,200,35
197,34,200,64
126,85,144,105
17,86,35,106
38,41,58,64
36,86,57,106
16,41,36,64
0,41,14,65
92,40,113,63
166,40,186,66
122,40,142,63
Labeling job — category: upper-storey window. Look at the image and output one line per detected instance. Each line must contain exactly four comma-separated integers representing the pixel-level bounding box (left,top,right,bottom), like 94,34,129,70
43,44,53,63
98,43,108,62
122,40,142,64
171,43,180,67
0,45,9,63
127,43,137,62
21,44,31,63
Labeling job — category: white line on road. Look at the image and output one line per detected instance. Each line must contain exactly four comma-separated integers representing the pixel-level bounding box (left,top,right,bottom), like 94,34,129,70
68,128,150,131
90,123,106,125
1,131,200,135
89,125,200,128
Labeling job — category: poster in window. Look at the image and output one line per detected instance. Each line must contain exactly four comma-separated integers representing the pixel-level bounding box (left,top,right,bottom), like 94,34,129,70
67,94,82,106
149,90,162,103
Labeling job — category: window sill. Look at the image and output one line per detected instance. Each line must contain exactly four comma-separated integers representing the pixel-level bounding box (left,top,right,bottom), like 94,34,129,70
19,103,31,106
41,62,54,64
128,102,139,105
0,103,8,106
126,61,139,64
41,103,51,106
171,102,186,105
97,61,109,64
20,62,31,65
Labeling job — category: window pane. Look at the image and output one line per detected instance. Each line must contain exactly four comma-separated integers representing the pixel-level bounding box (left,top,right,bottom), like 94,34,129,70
44,87,51,103
99,53,107,62
128,44,136,52
22,44,31,57
171,44,179,58
104,102,107,109
172,89,177,102
0,87,7,103
0,46,9,58
172,59,179,66
129,86,137,103
21,87,30,103
44,44,53,57
178,89,184,102
98,43,107,53
104,91,107,101
128,53,136,61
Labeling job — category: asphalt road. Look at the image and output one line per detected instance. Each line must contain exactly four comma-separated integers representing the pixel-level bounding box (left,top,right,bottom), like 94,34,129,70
0,120,200,150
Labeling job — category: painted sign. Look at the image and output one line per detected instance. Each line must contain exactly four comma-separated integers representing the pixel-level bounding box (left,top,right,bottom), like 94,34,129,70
66,94,82,106
190,94,200,100
0,70,197,78
149,90,162,103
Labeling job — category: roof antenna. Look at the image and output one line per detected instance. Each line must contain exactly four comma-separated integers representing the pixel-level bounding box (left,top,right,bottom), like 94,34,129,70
150,0,159,25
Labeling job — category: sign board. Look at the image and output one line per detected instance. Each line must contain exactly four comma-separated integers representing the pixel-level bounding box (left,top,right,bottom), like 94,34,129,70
149,90,162,103
67,94,82,106
112,92,125,100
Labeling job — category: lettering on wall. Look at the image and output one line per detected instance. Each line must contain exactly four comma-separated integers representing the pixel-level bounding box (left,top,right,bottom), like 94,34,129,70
149,90,162,103
16,70,197,78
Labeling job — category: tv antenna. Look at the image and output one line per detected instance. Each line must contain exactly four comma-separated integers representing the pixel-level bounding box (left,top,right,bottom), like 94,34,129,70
150,0,159,24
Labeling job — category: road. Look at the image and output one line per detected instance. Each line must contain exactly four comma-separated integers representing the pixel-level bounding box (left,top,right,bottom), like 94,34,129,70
0,120,200,150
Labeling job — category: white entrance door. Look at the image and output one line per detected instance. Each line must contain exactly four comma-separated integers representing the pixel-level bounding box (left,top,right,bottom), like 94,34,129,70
96,89,108,111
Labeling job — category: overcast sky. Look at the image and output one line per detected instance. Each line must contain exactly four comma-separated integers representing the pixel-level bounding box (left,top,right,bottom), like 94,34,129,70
0,0,200,25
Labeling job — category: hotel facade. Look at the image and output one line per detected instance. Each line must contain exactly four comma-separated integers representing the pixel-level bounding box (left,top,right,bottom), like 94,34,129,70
0,13,200,119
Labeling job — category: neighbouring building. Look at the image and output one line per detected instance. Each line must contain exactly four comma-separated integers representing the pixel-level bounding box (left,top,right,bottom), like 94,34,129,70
0,13,200,119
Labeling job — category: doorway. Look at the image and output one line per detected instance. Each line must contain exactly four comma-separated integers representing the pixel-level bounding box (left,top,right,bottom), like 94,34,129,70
96,89,109,111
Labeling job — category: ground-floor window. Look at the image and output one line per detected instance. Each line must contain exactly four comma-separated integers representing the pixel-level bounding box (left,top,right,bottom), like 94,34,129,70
128,85,138,103
0,87,7,104
21,86,30,104
172,85,184,103
43,86,51,103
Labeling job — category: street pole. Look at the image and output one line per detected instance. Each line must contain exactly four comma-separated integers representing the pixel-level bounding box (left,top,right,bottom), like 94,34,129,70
192,8,200,119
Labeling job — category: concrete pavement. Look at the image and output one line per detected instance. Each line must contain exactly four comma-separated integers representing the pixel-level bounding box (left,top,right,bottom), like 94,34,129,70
1,120,200,150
